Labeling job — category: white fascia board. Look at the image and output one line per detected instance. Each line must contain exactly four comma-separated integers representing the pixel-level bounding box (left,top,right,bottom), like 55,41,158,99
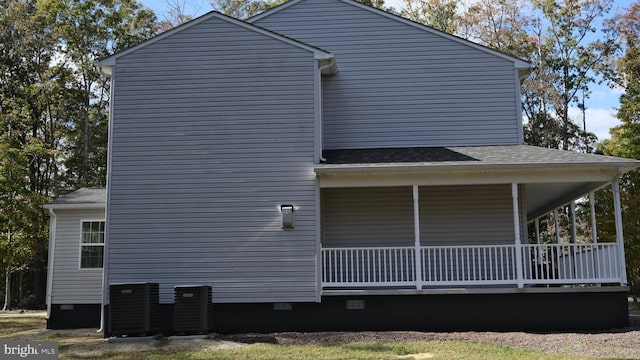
315,161,637,175
315,165,630,188
249,0,531,70
43,204,105,210
98,11,333,71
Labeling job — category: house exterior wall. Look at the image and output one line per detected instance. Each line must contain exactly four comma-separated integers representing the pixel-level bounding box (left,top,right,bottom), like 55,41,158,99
321,187,414,247
252,0,521,149
106,15,319,304
50,209,104,304
321,185,515,247
420,185,514,246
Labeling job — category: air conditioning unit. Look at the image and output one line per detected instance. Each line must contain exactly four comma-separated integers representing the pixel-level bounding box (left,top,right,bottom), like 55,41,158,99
109,282,159,336
174,285,213,335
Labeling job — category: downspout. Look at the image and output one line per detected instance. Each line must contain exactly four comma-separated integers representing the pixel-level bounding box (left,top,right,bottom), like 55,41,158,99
45,208,57,320
98,64,115,334
317,61,334,163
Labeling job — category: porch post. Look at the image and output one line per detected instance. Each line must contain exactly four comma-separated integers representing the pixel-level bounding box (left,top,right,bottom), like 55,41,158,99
589,191,600,286
412,185,423,289
612,177,628,285
511,183,524,288
570,201,577,244
534,218,540,245
589,192,598,244
553,209,561,243
570,201,577,278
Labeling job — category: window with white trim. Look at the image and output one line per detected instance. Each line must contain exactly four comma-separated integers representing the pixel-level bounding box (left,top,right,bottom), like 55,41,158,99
80,221,105,269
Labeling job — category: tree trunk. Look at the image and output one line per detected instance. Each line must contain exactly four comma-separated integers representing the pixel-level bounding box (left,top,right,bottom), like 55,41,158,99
2,268,10,311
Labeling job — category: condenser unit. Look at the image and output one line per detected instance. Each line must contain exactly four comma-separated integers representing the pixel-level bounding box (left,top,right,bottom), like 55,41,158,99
174,285,213,335
109,282,159,336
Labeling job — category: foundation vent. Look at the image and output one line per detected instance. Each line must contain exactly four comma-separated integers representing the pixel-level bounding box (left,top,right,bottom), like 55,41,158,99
273,302,292,311
346,299,365,310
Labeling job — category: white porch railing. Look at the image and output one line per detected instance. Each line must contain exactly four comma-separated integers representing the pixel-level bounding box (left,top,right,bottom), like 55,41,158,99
321,243,622,288
322,247,416,287
522,243,621,284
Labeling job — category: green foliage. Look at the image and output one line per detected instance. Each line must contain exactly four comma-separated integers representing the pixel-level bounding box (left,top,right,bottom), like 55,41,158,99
401,0,460,33
210,0,285,19
595,2,640,301
530,0,614,151
0,0,155,309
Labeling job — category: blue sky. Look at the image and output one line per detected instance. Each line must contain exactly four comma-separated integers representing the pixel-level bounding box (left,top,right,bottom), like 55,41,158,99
140,0,634,141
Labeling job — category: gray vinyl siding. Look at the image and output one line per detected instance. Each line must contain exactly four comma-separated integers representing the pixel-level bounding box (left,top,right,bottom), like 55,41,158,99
321,185,515,248
51,209,104,304
253,0,521,149
321,187,414,247
107,16,318,304
420,185,514,246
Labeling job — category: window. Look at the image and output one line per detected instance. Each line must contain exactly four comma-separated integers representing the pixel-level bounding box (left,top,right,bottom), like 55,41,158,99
80,221,105,269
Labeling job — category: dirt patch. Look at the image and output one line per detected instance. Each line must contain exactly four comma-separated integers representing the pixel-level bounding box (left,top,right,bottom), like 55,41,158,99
4,315,640,359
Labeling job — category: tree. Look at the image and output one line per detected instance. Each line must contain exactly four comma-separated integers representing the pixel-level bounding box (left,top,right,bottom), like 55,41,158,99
532,0,615,151
0,0,156,310
211,0,283,19
50,0,156,189
459,0,533,58
400,0,460,33
0,0,60,310
155,0,197,33
595,2,640,303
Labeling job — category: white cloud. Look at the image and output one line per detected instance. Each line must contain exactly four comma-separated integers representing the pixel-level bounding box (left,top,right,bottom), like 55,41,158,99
568,107,620,141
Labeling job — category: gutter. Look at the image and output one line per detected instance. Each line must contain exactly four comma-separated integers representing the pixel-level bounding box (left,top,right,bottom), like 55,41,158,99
45,208,57,320
314,161,639,175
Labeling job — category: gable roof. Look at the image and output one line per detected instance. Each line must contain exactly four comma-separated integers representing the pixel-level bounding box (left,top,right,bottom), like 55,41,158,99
250,0,530,75
99,11,335,75
44,187,106,210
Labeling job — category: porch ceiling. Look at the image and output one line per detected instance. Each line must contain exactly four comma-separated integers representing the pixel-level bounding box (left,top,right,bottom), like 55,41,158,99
525,181,607,219
316,145,640,219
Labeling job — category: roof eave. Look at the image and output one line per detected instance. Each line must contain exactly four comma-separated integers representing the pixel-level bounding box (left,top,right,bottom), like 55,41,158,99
315,161,639,175
43,204,105,210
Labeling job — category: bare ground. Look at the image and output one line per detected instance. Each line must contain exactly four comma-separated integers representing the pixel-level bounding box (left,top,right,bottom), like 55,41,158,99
4,313,640,359
219,316,640,359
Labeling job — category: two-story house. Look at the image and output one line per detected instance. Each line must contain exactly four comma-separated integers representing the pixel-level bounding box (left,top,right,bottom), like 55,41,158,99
45,0,638,334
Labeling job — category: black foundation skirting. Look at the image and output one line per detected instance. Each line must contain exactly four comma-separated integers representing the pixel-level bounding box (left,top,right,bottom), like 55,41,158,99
47,304,101,329
103,289,629,336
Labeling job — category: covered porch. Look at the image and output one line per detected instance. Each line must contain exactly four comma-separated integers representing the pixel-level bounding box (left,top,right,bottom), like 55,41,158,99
316,146,637,292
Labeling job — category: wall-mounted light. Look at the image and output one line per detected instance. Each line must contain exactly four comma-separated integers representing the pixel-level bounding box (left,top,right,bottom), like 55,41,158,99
281,205,295,229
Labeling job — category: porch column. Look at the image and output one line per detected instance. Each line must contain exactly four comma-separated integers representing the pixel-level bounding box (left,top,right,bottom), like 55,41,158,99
589,192,598,244
534,217,541,267
553,209,561,243
612,178,628,285
589,191,600,286
570,201,578,278
570,201,577,244
413,185,423,289
511,183,524,288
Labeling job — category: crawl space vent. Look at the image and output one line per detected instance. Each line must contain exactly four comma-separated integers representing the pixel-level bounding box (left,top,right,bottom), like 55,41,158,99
346,299,365,310
273,302,292,311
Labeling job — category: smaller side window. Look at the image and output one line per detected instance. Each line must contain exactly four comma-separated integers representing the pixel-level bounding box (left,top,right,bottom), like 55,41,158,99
81,221,105,269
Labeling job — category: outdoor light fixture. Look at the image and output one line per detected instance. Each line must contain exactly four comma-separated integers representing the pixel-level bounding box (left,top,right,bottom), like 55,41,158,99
281,205,295,229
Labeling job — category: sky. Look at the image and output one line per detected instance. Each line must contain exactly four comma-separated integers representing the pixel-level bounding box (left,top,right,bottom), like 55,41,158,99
140,0,633,141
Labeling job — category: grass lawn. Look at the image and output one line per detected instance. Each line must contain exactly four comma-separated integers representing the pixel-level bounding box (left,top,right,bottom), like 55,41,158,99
55,342,588,360
0,311,46,337
0,312,599,360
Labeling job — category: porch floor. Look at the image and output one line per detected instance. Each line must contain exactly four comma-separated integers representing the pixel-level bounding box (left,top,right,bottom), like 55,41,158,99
322,286,629,296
